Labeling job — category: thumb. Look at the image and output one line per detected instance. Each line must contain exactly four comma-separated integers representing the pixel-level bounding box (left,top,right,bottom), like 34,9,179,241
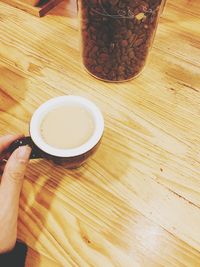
0,146,31,212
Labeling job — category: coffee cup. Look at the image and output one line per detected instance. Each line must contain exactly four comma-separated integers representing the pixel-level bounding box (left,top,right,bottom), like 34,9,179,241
0,96,104,168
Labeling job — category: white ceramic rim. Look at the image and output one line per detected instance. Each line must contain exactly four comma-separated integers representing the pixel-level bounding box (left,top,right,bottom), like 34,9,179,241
30,96,104,157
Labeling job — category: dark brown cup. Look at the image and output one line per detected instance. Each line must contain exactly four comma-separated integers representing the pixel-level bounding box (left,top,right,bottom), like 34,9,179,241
0,96,104,169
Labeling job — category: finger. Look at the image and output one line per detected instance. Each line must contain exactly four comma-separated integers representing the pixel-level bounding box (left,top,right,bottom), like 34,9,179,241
0,134,23,154
0,146,31,213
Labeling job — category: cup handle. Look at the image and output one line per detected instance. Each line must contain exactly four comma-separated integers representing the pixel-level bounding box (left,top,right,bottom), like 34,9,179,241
0,136,47,165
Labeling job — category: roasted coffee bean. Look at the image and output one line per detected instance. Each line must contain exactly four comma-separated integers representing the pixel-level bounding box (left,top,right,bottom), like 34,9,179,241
95,66,103,73
79,0,162,81
128,50,136,59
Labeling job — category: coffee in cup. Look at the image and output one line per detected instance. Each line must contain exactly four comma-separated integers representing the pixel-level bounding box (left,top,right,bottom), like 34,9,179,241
40,104,95,149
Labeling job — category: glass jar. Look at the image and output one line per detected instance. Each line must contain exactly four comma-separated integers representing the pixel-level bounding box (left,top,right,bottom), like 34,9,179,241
161,0,167,14
78,0,165,82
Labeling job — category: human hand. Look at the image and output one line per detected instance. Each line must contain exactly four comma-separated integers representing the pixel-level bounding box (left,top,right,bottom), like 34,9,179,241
0,135,31,254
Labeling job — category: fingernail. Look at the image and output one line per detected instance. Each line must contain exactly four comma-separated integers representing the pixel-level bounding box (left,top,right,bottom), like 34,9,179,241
5,134,14,138
17,146,32,162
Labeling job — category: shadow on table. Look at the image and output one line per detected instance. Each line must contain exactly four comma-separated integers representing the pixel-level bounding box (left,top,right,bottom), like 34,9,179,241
47,0,77,18
19,123,132,265
0,66,27,114
19,158,66,266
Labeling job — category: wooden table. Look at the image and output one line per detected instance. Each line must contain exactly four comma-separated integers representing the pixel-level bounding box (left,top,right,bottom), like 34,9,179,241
0,0,200,266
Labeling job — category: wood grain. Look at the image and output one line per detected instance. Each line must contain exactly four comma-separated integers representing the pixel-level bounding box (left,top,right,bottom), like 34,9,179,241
0,0,200,266
25,247,62,267
1,0,63,17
